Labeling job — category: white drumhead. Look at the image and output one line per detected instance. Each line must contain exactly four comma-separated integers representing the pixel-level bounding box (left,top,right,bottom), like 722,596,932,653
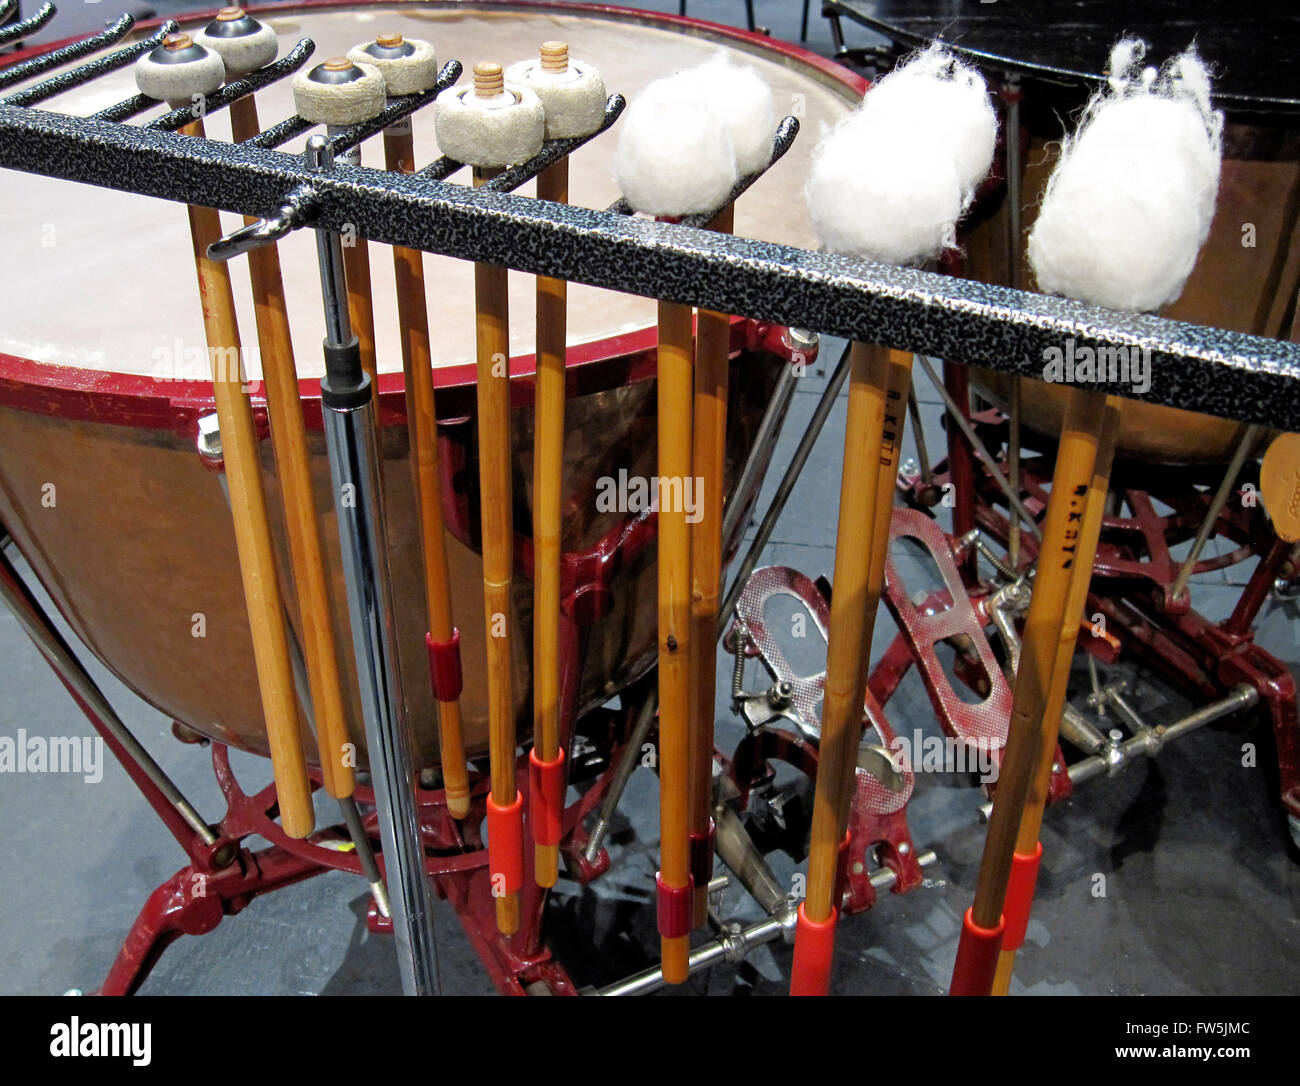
0,4,859,381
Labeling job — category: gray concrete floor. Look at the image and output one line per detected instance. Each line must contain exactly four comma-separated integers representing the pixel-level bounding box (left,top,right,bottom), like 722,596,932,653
3,1,1299,996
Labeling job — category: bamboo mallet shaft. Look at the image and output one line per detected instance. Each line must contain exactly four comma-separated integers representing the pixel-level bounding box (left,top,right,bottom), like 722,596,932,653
687,203,735,927
228,94,355,799
807,344,912,915
473,156,521,936
183,115,314,838
657,296,695,985
383,106,472,821
950,386,1108,996
532,154,569,889
990,395,1121,994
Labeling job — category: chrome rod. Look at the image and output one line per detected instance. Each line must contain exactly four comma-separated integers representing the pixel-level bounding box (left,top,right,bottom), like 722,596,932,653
308,134,438,996
1170,425,1262,601
916,354,1043,541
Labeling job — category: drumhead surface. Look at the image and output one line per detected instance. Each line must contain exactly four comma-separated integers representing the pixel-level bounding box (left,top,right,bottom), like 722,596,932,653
0,3,860,382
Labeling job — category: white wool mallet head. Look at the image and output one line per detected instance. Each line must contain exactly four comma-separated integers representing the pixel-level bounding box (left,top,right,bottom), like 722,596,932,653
805,43,997,266
671,53,777,177
1027,40,1223,312
292,55,387,129
348,32,440,98
506,41,606,140
613,72,739,219
193,7,278,78
134,32,226,109
435,61,546,169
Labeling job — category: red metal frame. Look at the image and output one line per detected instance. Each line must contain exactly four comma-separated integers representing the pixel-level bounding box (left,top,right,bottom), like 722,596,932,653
906,417,1300,825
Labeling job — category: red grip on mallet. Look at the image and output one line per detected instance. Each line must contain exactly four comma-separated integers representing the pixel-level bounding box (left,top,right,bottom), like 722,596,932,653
689,819,715,892
528,747,565,847
948,908,1005,996
425,628,463,703
790,902,838,997
656,872,694,939
1002,843,1043,952
486,791,524,895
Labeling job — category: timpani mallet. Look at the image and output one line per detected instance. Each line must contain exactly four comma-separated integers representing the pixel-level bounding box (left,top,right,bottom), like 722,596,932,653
436,61,545,934
506,41,607,887
135,32,314,837
673,56,775,928
201,11,395,913
292,55,387,434
794,44,998,996
948,387,1107,996
951,39,1224,996
989,396,1120,995
197,8,356,803
613,75,741,982
345,31,474,820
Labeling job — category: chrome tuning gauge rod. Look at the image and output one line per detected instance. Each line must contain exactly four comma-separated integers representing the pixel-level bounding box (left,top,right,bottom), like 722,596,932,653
306,133,440,997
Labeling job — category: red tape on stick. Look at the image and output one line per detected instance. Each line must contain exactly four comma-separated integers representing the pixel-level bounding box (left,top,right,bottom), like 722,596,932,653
689,819,715,892
1002,843,1043,952
790,903,838,996
528,747,565,846
486,791,524,895
425,628,463,703
656,872,694,939
948,908,1006,996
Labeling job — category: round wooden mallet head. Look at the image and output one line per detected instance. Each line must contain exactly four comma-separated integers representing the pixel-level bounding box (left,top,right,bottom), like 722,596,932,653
291,56,386,127
347,32,439,97
434,61,545,168
134,32,226,107
505,41,606,140
194,7,279,77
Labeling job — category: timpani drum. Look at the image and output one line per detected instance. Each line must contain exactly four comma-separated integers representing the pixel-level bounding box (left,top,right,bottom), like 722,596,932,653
0,2,864,769
830,0,1300,463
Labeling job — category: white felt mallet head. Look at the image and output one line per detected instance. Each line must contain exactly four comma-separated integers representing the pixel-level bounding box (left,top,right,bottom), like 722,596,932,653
193,7,278,78
613,74,738,218
435,61,546,168
805,44,995,265
854,43,997,199
134,32,226,108
1027,40,1223,312
292,56,387,128
505,41,606,140
347,32,439,97
671,53,776,177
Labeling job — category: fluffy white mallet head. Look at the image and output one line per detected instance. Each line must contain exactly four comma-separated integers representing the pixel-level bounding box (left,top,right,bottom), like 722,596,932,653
856,42,997,197
194,8,279,77
347,33,440,97
292,57,387,127
1028,40,1223,312
506,41,607,140
134,33,226,108
805,44,995,265
434,62,545,168
672,53,776,177
613,74,738,218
